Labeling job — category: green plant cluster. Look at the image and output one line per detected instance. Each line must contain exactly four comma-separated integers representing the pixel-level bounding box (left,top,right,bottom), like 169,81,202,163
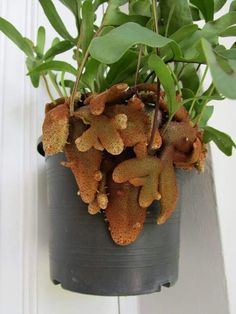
0,0,235,155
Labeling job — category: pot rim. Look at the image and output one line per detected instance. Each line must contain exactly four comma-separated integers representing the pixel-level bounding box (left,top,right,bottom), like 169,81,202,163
37,136,45,157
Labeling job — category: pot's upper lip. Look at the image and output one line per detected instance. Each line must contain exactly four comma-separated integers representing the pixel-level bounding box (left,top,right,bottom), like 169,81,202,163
37,136,45,157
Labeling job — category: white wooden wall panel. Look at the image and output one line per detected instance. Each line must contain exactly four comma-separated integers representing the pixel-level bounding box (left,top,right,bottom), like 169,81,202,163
138,156,229,314
0,1,233,314
0,1,119,314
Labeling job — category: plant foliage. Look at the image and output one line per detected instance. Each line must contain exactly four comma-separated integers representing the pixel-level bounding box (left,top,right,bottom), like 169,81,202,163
0,0,235,157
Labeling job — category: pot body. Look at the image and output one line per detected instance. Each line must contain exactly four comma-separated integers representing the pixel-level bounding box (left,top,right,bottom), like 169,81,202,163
45,153,181,296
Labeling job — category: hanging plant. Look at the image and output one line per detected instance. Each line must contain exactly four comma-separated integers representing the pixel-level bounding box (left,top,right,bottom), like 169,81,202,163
1,0,235,295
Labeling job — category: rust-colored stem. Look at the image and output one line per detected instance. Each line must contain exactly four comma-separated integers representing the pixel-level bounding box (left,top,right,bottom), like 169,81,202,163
148,0,161,152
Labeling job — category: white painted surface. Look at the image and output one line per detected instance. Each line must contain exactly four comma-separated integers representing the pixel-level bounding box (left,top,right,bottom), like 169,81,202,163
0,1,119,314
210,102,236,314
209,3,236,314
0,1,234,314
138,157,229,314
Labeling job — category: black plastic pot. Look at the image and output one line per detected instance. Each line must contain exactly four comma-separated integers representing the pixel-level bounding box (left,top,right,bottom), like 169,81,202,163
38,141,181,296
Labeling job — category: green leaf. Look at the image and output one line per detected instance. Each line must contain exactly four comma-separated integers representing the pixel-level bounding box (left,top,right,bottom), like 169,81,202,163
215,47,236,60
52,37,60,47
113,55,148,85
43,40,74,60
39,0,74,41
201,38,236,99
190,0,214,22
198,106,214,127
90,22,179,64
168,27,207,64
148,54,179,115
99,26,115,36
230,1,236,12
58,0,81,16
26,57,41,87
179,64,200,93
28,60,77,76
58,0,81,32
104,7,149,26
93,0,108,10
82,58,101,92
129,0,151,17
109,0,128,5
35,26,46,57
219,25,236,36
190,5,201,20
106,49,137,84
159,0,193,36
214,0,227,12
170,24,199,43
0,17,33,57
203,126,236,156
202,12,236,39
95,63,109,92
81,0,95,55
104,0,147,26
61,79,74,93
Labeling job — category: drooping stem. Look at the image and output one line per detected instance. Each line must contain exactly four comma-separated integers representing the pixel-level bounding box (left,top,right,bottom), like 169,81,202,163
148,0,161,152
135,45,143,87
189,65,208,115
42,75,55,103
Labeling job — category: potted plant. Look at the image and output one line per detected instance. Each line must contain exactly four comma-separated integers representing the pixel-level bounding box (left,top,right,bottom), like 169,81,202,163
1,0,235,296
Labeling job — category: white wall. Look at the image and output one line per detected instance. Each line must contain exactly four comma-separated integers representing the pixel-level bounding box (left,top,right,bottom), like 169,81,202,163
209,3,236,313
210,80,236,314
0,1,234,314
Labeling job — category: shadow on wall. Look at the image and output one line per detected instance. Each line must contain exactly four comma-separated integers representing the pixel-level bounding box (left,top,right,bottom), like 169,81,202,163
138,152,229,314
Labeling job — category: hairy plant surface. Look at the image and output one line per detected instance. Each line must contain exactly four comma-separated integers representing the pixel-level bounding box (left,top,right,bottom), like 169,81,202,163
42,84,208,245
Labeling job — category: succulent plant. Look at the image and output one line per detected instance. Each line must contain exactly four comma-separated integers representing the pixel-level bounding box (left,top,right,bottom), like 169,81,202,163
1,0,235,244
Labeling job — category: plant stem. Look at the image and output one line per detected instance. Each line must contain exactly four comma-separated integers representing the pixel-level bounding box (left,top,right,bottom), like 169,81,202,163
135,45,143,87
148,0,161,152
42,75,55,103
165,3,175,37
177,63,185,80
168,64,181,96
196,63,201,72
49,71,64,97
161,112,175,135
69,48,89,114
189,65,208,116
144,70,155,82
195,84,215,126
69,27,103,114
61,71,68,97
152,0,159,33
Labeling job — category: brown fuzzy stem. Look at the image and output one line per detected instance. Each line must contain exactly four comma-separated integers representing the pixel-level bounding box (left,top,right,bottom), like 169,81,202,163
148,80,161,152
148,0,161,152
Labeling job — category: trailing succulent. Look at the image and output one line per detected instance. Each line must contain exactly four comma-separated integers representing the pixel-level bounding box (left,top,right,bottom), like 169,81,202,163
1,0,236,245
42,83,206,245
